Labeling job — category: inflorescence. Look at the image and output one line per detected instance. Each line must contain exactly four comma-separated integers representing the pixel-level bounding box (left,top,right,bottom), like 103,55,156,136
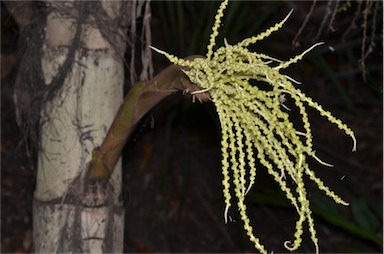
151,0,357,253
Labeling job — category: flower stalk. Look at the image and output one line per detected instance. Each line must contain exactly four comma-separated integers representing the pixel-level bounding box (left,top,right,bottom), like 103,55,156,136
85,55,209,184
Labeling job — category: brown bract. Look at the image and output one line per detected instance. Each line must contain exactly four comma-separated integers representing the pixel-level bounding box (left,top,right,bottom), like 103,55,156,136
85,55,208,185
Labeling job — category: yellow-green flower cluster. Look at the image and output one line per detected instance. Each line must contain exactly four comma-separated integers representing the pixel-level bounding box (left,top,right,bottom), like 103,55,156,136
151,0,356,253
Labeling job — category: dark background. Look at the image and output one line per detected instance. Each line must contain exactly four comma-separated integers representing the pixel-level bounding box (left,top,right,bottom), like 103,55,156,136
2,1,382,253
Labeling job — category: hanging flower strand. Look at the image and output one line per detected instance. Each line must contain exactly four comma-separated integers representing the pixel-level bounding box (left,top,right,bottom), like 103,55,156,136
151,0,357,253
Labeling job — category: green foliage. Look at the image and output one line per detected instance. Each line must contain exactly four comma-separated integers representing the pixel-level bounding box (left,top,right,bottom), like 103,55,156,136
151,0,357,253
248,188,382,247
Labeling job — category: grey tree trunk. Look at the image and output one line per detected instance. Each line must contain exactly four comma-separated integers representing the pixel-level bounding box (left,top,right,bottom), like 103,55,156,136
33,1,128,252
5,0,138,252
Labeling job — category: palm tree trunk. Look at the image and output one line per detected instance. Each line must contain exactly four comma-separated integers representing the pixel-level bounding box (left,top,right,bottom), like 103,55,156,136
4,1,132,252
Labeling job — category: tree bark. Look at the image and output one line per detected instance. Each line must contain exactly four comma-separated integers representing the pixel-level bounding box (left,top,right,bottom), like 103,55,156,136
15,1,131,252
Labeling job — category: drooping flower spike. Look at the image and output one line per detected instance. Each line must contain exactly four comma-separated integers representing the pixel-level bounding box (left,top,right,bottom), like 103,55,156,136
151,1,356,253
